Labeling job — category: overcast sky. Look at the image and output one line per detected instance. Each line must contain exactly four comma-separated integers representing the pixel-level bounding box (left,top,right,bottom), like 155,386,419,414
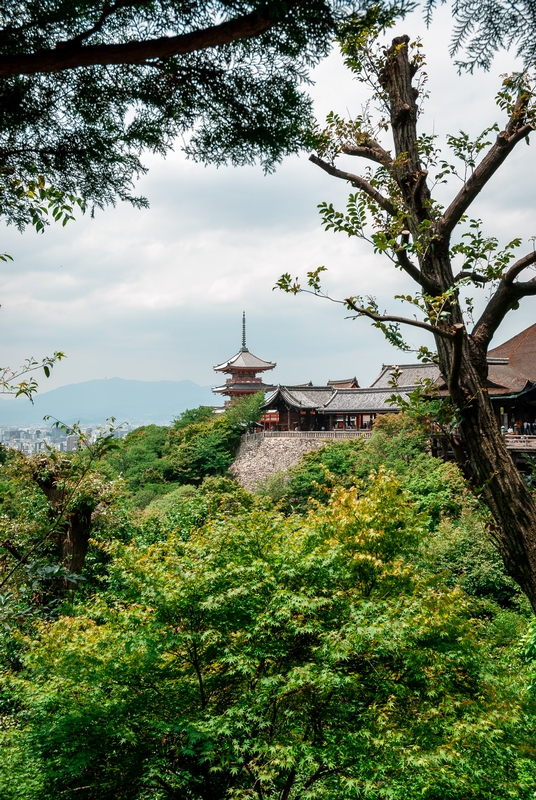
1,5,535,395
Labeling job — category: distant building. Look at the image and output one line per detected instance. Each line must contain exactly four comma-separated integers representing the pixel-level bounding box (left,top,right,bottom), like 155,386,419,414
212,312,276,405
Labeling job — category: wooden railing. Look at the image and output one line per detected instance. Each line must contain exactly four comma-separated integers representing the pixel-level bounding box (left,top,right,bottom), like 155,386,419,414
243,430,373,444
505,435,536,451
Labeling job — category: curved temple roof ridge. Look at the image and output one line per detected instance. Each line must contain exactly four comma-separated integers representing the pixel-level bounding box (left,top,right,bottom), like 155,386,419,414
261,324,536,420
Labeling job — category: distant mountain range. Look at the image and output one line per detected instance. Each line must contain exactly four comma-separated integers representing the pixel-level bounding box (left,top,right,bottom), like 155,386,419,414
0,378,217,427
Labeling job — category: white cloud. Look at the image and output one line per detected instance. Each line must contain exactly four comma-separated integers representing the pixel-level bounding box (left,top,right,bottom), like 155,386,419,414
0,6,535,396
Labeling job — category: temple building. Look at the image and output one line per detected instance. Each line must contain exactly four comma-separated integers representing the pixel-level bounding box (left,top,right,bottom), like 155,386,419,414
212,313,276,404
261,324,536,433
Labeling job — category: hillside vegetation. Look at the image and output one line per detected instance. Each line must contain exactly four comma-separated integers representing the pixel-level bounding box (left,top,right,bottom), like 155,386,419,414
0,399,534,799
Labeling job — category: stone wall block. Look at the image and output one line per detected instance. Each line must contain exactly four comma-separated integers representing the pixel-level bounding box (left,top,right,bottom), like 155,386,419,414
230,436,326,491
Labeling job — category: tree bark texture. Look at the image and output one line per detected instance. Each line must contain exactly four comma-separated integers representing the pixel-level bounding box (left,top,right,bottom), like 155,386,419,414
387,37,536,608
33,458,95,581
317,35,536,610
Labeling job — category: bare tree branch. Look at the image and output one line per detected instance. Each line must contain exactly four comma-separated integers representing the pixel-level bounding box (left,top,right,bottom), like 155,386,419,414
504,250,536,283
395,246,434,288
397,229,439,293
344,297,455,339
448,323,465,393
0,5,302,76
439,115,534,239
453,270,491,284
511,276,536,295
473,274,536,349
341,142,393,165
309,154,397,216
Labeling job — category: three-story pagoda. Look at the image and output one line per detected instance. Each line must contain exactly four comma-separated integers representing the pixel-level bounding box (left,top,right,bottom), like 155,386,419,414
213,313,276,404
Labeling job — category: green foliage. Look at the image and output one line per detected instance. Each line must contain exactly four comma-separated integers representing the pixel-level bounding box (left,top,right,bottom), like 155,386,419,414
0,1,376,219
449,217,522,282
168,420,238,484
423,510,523,609
0,349,65,402
137,477,254,544
108,424,172,496
1,470,534,799
427,0,536,71
266,414,466,526
110,395,265,501
173,406,216,430
1,175,86,233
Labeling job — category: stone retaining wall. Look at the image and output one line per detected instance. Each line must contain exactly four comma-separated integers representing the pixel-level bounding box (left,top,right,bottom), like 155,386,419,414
230,436,327,491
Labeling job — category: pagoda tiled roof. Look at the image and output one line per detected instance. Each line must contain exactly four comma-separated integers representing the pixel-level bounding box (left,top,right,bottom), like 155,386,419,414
212,382,274,394
213,348,276,372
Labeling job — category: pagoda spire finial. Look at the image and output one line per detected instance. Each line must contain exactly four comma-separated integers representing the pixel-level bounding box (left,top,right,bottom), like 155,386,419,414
241,311,248,351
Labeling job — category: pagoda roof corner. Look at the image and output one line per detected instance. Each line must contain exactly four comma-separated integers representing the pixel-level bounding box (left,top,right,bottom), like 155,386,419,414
213,349,276,372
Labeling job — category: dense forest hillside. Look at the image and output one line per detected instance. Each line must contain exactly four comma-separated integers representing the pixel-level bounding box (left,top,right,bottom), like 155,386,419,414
0,398,534,798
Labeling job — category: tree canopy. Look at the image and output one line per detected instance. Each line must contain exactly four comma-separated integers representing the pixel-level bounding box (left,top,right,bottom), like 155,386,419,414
0,408,534,797
2,0,534,229
0,0,403,227
426,0,536,71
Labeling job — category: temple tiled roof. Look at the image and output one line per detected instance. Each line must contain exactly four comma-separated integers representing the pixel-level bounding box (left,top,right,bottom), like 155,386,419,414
263,385,335,409
321,387,409,413
369,356,533,397
370,363,441,389
486,363,532,395
327,377,359,388
213,348,276,372
488,323,536,382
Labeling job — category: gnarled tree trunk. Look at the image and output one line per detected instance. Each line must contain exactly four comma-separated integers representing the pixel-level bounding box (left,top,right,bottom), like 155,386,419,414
384,37,536,608
312,35,536,610
385,36,536,609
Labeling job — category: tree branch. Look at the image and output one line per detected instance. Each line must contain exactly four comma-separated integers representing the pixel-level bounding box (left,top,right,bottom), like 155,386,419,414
395,246,430,287
0,5,302,76
280,767,297,800
453,270,491,284
439,109,534,239
511,276,536,296
448,323,465,393
504,250,536,283
473,275,536,349
396,229,439,293
344,298,455,339
1,540,29,565
309,154,397,216
341,142,393,166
